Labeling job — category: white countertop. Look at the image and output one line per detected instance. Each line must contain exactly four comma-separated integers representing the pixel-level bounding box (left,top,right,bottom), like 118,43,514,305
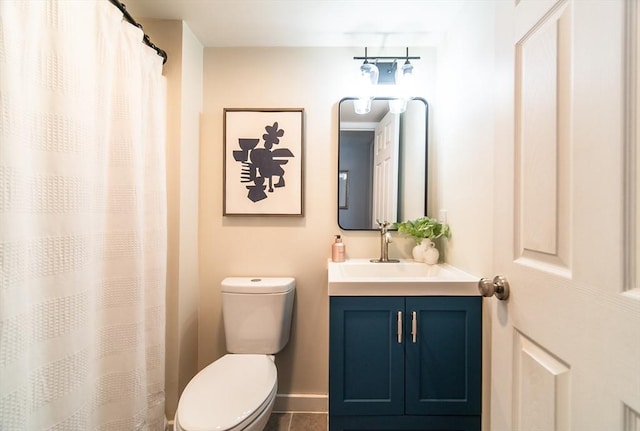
328,259,480,296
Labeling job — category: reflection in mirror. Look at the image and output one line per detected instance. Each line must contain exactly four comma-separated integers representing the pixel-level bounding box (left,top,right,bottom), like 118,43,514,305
338,97,428,230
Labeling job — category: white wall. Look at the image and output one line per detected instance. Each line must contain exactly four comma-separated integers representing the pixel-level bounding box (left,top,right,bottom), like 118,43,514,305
434,4,497,430
434,4,496,276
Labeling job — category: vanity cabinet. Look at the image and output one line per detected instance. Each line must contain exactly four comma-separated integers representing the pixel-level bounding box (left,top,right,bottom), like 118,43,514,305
329,296,481,431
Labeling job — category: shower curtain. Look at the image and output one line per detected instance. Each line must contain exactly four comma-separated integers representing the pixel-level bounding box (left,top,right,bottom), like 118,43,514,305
0,1,167,429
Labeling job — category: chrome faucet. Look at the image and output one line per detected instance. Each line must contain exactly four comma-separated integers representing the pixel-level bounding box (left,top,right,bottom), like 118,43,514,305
371,220,400,263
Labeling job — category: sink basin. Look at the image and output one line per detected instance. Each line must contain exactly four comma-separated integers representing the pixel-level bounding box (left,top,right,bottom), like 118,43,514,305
328,259,479,296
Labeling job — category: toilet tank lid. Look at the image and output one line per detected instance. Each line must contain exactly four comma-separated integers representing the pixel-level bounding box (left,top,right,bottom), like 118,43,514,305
221,277,295,294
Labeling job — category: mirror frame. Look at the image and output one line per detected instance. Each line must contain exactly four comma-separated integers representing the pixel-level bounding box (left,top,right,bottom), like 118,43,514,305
338,97,429,230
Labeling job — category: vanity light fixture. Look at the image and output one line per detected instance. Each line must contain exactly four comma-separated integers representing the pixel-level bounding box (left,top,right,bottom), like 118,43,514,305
354,47,420,114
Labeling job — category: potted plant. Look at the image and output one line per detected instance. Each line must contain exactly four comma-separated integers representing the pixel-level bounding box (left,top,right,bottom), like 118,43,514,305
393,216,451,263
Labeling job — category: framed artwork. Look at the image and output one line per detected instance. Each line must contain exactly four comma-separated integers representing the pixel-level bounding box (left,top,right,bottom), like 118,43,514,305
223,108,304,216
338,170,348,209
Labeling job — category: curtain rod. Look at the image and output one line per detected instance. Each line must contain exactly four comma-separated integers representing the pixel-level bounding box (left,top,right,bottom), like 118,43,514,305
107,0,168,65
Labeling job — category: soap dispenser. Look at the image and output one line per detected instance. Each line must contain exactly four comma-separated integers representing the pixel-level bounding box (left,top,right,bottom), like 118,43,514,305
332,235,345,262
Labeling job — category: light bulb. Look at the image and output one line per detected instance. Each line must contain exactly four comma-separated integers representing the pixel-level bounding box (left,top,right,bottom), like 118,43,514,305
401,60,413,77
396,60,414,87
388,99,407,114
360,61,379,86
354,98,372,115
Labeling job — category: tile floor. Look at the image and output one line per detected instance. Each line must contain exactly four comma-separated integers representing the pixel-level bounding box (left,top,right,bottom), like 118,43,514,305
264,412,327,431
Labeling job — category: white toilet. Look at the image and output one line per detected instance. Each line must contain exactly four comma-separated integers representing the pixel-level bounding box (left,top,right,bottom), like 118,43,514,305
174,277,295,431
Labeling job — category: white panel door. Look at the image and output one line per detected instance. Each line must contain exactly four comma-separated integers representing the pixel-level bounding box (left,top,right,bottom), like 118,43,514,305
492,1,640,430
372,111,400,227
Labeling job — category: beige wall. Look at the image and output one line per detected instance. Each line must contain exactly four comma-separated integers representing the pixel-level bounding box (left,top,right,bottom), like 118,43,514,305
199,47,436,409
121,1,498,421
130,20,495,414
139,20,203,420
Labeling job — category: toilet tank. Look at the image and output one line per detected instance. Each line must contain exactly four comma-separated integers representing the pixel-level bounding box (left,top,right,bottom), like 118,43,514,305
221,277,295,354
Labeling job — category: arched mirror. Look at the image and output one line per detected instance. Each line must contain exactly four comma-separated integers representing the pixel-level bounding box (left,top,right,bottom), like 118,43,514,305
338,97,428,230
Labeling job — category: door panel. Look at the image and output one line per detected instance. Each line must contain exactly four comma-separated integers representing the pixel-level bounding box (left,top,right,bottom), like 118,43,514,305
515,1,570,265
372,111,399,226
512,332,570,431
493,1,640,430
329,297,405,416
405,297,481,416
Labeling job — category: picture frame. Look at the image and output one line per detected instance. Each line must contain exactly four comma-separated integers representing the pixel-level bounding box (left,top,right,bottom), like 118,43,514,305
223,108,305,216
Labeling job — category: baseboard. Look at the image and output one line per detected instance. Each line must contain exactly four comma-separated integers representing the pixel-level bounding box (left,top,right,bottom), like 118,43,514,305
165,419,174,431
273,393,328,413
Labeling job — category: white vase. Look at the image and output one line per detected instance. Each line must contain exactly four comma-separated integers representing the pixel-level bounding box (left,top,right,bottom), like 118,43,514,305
412,240,426,262
423,239,439,265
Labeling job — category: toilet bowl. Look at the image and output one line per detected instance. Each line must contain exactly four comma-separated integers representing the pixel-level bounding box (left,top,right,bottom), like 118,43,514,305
174,277,295,431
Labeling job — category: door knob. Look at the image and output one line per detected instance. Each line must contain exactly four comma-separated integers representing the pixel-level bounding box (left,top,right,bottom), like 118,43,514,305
478,275,510,300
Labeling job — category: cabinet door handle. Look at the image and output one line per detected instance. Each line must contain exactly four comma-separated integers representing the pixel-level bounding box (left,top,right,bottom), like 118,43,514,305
411,311,417,343
397,311,403,343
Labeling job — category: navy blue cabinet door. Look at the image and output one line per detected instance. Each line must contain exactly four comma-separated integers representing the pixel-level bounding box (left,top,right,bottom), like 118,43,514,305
329,296,405,416
404,296,482,415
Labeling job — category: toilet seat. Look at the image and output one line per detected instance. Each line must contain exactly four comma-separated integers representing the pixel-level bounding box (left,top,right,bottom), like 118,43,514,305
175,354,277,431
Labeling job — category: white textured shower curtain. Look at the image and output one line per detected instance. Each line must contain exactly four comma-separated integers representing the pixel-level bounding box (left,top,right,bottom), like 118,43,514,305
0,1,167,429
